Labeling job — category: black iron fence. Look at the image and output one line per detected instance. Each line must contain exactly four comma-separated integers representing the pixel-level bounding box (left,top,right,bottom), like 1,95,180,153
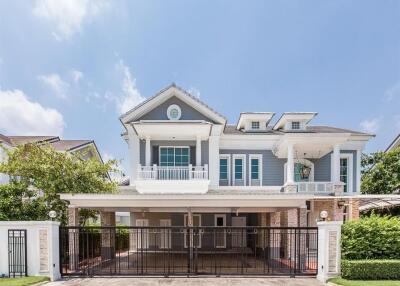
60,226,317,277
8,229,27,277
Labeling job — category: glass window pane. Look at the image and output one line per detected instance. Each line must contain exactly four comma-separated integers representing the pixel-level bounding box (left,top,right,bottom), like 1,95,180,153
235,158,243,179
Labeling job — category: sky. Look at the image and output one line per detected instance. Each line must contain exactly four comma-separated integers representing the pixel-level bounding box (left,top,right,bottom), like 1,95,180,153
0,0,399,174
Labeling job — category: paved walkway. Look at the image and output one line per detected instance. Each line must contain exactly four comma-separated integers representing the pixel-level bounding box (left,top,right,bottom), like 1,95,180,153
46,277,324,286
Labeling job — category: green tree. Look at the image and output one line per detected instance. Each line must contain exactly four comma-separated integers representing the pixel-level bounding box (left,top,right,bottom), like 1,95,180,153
361,148,400,194
0,143,117,224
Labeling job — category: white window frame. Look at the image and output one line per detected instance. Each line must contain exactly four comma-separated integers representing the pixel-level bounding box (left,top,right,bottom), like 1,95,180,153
159,146,190,167
135,219,149,249
330,153,353,193
214,214,226,248
159,219,172,249
219,154,231,185
232,154,246,186
183,214,202,248
249,154,262,186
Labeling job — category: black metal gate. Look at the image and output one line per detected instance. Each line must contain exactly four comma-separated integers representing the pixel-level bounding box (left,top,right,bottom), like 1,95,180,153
60,226,317,277
8,229,27,277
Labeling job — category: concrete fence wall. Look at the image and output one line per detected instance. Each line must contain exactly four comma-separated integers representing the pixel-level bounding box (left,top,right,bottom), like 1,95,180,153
0,221,60,281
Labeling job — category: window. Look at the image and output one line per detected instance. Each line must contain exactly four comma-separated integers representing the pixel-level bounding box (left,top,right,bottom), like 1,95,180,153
167,104,182,120
291,121,300,130
233,155,246,185
249,154,262,186
251,121,260,129
220,158,228,180
235,158,243,180
340,158,348,192
159,147,189,166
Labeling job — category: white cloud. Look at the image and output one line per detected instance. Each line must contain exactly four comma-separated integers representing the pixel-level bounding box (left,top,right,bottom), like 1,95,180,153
360,118,381,134
0,88,64,136
70,69,83,83
38,73,69,98
33,0,109,40
115,60,145,114
188,87,201,98
384,82,400,102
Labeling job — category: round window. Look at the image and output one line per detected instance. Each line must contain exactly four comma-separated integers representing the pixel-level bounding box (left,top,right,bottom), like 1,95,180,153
167,104,182,120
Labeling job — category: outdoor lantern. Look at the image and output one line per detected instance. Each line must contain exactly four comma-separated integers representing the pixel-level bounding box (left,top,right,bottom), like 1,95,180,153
300,165,311,179
48,210,57,220
320,210,328,221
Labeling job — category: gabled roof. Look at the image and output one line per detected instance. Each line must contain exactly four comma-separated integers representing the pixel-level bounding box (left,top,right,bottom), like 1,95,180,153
4,135,59,146
119,83,227,125
386,134,400,152
50,140,93,152
273,112,318,130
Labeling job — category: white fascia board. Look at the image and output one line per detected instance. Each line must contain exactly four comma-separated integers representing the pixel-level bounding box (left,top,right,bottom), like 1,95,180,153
273,112,318,130
220,135,280,149
121,86,226,125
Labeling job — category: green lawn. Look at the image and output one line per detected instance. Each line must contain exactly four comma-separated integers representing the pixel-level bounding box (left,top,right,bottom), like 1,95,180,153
329,278,400,286
0,276,49,286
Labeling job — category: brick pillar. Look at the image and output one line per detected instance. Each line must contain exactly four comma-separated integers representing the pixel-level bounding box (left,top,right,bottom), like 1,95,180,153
269,212,281,259
298,207,308,270
258,213,268,248
286,209,298,260
129,212,136,251
68,207,79,271
101,211,116,264
349,199,360,220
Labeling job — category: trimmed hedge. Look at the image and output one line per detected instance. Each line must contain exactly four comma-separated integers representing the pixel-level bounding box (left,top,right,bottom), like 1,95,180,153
341,214,400,260
342,260,400,280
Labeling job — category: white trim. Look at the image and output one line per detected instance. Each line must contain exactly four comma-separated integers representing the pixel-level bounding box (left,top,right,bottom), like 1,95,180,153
249,154,263,186
135,219,149,249
167,104,182,120
219,154,231,185
214,214,226,248
232,154,246,186
331,153,353,193
356,150,361,193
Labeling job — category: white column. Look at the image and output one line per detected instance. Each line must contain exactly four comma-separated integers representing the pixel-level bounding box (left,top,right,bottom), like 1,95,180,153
356,149,361,193
127,125,140,185
208,135,220,188
196,136,202,166
332,144,341,182
286,143,294,184
317,221,343,282
145,136,151,166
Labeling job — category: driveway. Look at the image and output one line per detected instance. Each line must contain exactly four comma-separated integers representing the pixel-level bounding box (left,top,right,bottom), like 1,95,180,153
46,277,324,286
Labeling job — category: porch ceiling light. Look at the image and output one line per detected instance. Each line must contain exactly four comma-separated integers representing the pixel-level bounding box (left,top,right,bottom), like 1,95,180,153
48,210,57,220
300,165,311,179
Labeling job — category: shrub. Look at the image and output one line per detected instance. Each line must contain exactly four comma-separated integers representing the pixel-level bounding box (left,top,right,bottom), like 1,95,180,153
341,214,400,260
341,260,400,280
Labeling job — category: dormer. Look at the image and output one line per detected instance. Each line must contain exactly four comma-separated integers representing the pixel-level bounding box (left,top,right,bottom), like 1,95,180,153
236,112,275,132
273,112,317,131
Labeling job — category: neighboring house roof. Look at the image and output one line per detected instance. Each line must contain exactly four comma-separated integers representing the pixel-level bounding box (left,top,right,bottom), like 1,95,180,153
223,124,371,135
50,140,93,152
5,135,59,146
386,134,400,152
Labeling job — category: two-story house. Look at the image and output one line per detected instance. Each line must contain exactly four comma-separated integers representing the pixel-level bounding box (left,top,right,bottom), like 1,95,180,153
63,83,373,230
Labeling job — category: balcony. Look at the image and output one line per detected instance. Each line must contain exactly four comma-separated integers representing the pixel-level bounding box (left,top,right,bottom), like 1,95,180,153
135,164,210,194
296,182,334,193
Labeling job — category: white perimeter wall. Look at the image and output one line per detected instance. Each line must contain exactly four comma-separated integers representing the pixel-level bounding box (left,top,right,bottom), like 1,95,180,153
0,221,60,281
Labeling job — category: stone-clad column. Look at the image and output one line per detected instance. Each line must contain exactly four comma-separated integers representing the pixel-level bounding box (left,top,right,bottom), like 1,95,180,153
101,211,116,263
68,206,79,271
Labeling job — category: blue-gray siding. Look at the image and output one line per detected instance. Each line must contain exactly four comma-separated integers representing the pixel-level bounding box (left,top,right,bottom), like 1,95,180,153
138,96,216,122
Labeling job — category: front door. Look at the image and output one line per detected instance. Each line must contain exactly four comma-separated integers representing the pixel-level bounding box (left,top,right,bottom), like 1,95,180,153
160,219,171,249
231,216,246,247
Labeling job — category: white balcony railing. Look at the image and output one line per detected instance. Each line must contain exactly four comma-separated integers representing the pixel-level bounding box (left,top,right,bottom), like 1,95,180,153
137,164,208,181
296,182,333,193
